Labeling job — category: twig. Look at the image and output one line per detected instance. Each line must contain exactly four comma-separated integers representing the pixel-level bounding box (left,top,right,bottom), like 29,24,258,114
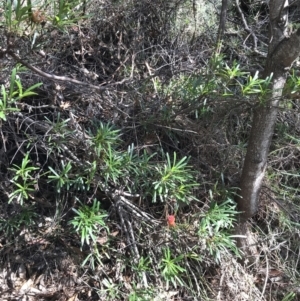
235,0,260,52
262,187,296,220
260,255,269,300
116,203,148,287
6,50,131,92
7,50,105,90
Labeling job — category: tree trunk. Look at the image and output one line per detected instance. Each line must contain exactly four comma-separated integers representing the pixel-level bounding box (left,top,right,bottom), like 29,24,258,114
217,0,229,43
236,0,300,226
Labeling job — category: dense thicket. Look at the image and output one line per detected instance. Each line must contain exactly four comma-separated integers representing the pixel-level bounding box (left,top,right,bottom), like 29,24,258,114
0,0,300,300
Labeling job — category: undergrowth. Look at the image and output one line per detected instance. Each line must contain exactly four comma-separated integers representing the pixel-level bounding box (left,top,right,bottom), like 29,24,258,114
0,0,300,300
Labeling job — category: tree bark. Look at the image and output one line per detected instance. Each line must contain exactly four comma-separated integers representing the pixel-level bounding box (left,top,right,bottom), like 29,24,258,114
217,0,229,43
237,0,300,225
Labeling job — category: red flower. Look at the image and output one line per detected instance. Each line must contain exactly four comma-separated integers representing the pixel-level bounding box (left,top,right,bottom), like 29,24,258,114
167,215,176,227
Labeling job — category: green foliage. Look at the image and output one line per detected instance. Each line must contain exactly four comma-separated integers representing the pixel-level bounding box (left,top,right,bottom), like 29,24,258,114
8,68,42,101
198,199,240,262
132,150,156,187
69,198,108,246
281,292,296,301
214,56,273,99
242,71,273,103
43,119,200,206
48,161,73,193
153,152,198,203
10,153,39,182
159,247,186,289
4,0,30,31
53,0,86,28
45,113,72,137
83,160,97,190
218,61,248,85
54,0,74,25
91,122,121,156
159,53,276,116
8,181,35,205
285,69,300,95
9,153,39,205
102,146,126,184
132,256,152,277
4,0,300,298
101,277,121,300
0,85,13,121
3,0,87,32
81,244,104,270
0,205,36,235
0,68,41,121
101,143,152,189
128,285,154,301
